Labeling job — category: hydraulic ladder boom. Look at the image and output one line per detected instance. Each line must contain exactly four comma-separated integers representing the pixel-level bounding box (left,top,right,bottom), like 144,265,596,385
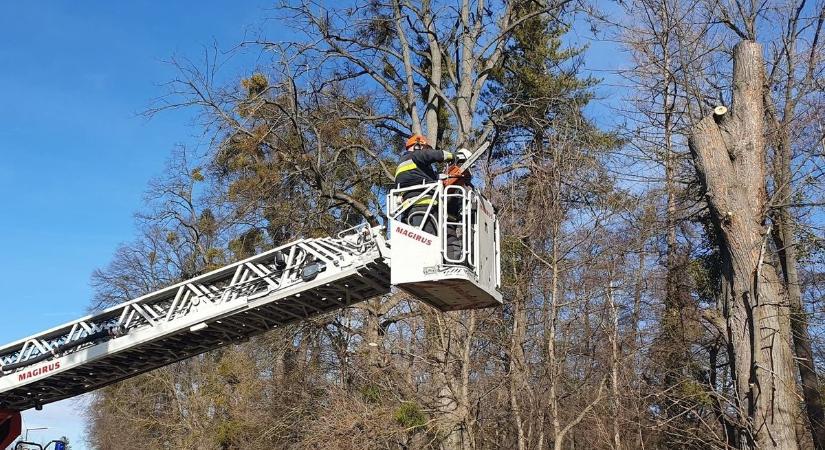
0,224,390,412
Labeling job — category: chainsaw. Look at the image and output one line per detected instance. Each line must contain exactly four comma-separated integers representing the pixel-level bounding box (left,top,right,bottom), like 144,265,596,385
443,141,491,186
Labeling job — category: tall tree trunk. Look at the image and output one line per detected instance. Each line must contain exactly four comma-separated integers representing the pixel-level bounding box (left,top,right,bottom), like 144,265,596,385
631,242,647,449
663,30,679,328
688,41,799,450
631,244,646,350
773,137,825,449
510,289,529,450
768,26,825,445
548,228,562,450
460,312,476,449
363,298,382,371
429,312,472,450
607,277,621,450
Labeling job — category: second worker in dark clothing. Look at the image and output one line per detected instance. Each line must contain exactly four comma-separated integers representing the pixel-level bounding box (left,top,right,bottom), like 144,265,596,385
395,134,471,260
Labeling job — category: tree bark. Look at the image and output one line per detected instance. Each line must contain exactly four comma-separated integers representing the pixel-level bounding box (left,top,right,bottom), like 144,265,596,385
428,311,472,450
607,277,621,450
688,41,799,450
767,24,825,446
548,233,561,448
510,289,529,450
773,135,825,449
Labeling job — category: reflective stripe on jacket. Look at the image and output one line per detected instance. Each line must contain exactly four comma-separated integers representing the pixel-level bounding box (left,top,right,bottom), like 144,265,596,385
394,148,453,204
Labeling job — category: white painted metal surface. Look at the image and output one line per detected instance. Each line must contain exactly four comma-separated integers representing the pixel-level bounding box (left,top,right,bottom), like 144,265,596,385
387,182,503,311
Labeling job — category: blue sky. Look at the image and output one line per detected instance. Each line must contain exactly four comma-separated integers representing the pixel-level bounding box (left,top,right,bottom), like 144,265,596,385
0,2,626,449
0,2,273,448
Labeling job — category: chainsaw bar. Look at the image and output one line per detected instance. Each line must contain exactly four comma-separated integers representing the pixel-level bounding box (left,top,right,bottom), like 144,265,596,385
458,141,491,172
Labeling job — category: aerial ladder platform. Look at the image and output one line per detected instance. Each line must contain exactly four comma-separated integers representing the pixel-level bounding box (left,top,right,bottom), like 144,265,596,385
0,174,502,447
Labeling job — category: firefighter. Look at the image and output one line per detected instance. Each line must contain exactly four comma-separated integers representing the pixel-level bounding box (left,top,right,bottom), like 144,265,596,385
395,134,471,258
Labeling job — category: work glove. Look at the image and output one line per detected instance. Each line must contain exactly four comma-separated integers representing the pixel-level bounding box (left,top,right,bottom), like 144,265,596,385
454,148,473,163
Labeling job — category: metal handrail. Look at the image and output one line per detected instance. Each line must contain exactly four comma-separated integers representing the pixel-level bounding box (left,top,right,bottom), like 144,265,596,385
387,182,441,220
442,185,473,266
388,183,477,269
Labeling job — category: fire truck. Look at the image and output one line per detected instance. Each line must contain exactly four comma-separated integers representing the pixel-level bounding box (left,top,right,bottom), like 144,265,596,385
0,147,501,447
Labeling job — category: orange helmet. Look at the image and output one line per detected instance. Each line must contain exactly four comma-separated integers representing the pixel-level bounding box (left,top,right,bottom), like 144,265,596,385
405,134,428,151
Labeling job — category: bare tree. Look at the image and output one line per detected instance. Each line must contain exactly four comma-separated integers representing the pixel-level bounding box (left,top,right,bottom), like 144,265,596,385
762,3,825,446
689,41,799,449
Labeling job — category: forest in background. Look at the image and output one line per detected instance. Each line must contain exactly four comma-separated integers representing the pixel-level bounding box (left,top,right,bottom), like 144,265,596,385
82,0,825,448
